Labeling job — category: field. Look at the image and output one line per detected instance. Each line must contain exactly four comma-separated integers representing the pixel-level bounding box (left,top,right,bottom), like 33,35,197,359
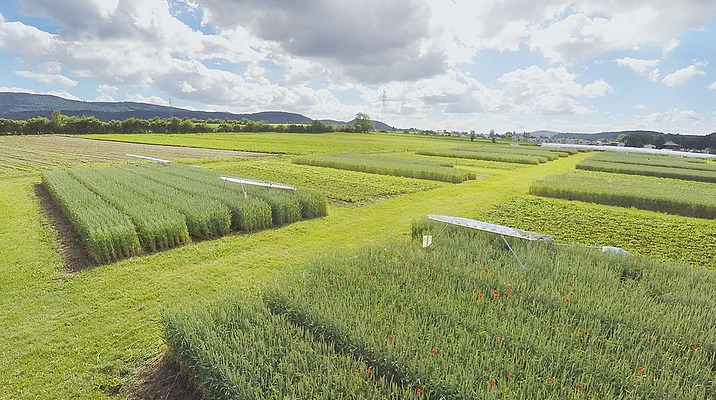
199,158,444,203
577,156,716,182
486,196,716,268
0,135,262,176
292,153,475,182
1,132,715,399
41,163,326,264
587,151,716,171
529,170,716,218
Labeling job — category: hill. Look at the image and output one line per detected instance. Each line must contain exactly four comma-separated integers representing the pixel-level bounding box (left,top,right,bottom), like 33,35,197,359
0,92,390,128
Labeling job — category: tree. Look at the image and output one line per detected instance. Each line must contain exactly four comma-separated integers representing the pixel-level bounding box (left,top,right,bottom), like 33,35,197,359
353,112,374,133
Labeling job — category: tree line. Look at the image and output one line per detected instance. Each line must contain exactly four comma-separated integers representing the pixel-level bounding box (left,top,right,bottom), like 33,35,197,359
0,111,375,135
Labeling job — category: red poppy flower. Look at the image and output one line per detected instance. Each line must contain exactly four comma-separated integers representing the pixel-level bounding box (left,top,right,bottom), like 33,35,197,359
577,384,582,388
565,298,570,303
549,377,555,382
508,288,513,292
454,263,458,266
423,277,427,281
478,293,484,298
346,273,350,277
693,347,697,352
637,366,643,371
493,290,499,298
570,280,575,285
388,334,392,339
490,379,495,386
367,272,372,276
416,388,422,395
495,336,500,341
431,348,436,354
483,267,488,271
567,324,572,328
508,373,514,378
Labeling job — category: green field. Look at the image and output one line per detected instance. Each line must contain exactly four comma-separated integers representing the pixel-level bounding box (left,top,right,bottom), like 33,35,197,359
530,170,716,218
1,132,715,399
577,156,716,182
78,132,477,155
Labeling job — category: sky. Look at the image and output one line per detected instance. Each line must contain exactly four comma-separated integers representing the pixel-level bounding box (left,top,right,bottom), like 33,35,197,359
0,1,715,135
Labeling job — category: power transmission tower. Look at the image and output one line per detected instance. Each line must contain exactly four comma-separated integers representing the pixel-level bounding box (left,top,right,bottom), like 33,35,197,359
381,90,387,122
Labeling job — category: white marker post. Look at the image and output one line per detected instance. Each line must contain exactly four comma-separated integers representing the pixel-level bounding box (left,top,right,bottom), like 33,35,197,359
220,176,296,191
126,154,170,164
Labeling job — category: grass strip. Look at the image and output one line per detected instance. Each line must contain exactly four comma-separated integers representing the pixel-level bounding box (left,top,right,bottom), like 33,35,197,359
529,171,716,218
417,149,543,165
577,159,716,182
163,293,420,400
293,153,474,183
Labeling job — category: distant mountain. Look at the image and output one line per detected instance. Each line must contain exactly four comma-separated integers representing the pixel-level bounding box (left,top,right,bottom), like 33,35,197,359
0,92,391,128
528,130,664,141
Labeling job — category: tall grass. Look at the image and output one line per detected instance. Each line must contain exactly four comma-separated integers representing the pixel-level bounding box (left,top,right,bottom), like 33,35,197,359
577,159,716,183
453,146,568,160
68,167,190,252
114,165,231,240
293,153,474,183
155,164,327,226
163,293,419,400
41,169,141,263
260,228,716,399
417,149,543,165
530,171,716,218
121,164,273,232
588,152,716,171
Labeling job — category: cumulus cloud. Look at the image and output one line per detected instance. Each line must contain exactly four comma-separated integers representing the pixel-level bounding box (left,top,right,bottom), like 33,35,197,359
708,81,716,90
661,61,707,86
497,66,612,114
642,108,702,123
530,1,716,64
615,57,660,79
662,39,680,56
198,0,445,82
13,70,77,88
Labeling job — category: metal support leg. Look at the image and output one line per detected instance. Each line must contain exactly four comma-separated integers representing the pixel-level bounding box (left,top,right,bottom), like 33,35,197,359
500,234,527,269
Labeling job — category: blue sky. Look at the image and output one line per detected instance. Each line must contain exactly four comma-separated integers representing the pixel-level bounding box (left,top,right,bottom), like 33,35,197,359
0,0,714,134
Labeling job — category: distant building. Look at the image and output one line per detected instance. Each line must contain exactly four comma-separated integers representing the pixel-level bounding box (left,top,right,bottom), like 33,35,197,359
662,140,682,150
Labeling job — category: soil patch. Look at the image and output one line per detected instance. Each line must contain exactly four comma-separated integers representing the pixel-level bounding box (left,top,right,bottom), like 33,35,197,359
35,183,94,272
131,355,202,400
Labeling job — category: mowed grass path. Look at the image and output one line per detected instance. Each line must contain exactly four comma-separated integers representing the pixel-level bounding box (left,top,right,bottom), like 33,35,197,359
5,150,711,399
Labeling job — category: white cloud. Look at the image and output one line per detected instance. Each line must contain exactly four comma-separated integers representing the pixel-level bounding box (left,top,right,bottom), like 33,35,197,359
615,57,660,80
529,2,716,64
13,70,77,88
497,66,612,114
661,61,707,86
642,108,702,123
0,87,81,100
708,81,716,90
634,104,647,110
124,93,170,106
662,39,680,56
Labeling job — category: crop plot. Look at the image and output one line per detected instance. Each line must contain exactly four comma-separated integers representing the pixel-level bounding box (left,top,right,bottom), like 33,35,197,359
41,163,326,265
166,229,716,399
201,159,444,203
577,154,716,182
486,196,716,268
586,152,716,171
293,153,474,183
416,145,572,165
530,171,716,218
0,135,265,176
